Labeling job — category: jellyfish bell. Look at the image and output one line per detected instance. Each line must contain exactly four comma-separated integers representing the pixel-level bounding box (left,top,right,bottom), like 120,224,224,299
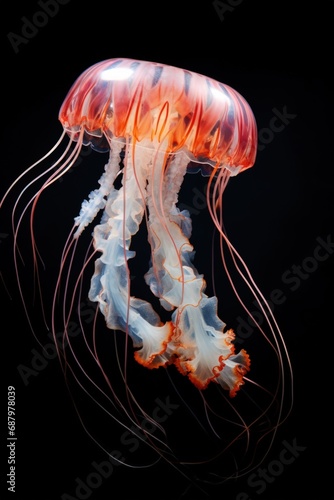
1,58,292,486
59,58,257,173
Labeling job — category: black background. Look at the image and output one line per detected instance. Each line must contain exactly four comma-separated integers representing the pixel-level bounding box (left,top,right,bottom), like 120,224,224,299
1,1,333,499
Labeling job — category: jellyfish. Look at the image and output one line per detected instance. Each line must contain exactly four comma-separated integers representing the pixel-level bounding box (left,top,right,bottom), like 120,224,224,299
1,58,292,485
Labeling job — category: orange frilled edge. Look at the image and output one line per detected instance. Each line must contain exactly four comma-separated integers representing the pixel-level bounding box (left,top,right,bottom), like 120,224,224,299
134,322,251,397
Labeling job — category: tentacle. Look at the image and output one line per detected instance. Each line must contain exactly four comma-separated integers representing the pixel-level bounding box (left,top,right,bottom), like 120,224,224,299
145,145,250,393
87,139,173,366
73,139,125,237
